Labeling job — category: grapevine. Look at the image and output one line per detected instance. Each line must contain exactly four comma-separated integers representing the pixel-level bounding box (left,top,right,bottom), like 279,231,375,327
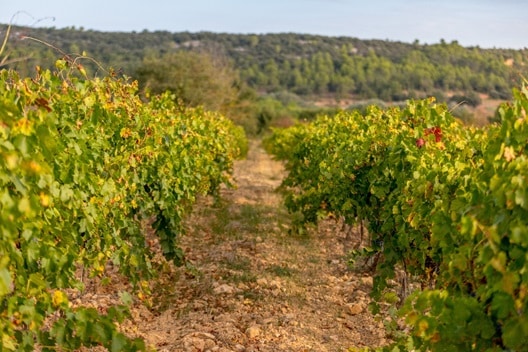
265,88,528,350
0,66,246,350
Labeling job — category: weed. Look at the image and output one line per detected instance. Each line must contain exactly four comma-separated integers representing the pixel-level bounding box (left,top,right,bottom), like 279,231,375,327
267,264,295,277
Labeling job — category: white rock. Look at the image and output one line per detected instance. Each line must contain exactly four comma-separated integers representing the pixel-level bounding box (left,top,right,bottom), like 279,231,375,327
184,337,205,351
234,344,246,351
346,303,364,315
194,332,216,340
269,279,281,289
256,278,268,286
213,284,235,294
203,338,216,350
361,276,373,286
246,325,261,339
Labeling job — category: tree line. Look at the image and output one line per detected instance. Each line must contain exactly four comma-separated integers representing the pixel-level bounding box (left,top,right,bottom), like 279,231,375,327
2,24,528,131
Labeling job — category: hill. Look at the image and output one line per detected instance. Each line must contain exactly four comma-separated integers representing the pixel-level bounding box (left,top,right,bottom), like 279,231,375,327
2,24,528,124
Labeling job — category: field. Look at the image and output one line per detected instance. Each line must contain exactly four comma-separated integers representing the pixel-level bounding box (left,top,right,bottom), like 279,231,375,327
2,64,528,351
114,140,389,351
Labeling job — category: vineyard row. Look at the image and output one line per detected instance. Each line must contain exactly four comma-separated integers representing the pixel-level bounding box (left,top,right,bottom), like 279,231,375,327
265,85,528,351
0,65,247,351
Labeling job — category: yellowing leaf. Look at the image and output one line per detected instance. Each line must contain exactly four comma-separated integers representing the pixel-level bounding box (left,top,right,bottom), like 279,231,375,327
55,59,67,70
120,128,132,138
406,311,419,325
78,64,87,77
1,333,17,350
13,118,33,136
504,146,516,162
17,197,31,215
4,154,18,170
83,95,95,108
0,264,12,297
490,252,507,273
501,272,520,295
39,192,50,207
52,290,68,307
417,319,429,336
26,161,42,174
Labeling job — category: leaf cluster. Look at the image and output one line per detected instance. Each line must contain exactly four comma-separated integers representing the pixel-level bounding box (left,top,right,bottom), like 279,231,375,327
265,87,528,350
0,65,246,350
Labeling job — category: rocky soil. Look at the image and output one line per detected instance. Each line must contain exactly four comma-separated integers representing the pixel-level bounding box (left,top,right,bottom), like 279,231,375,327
84,140,392,351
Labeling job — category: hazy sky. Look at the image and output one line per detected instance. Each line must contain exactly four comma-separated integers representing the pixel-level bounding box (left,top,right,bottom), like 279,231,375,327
1,0,527,49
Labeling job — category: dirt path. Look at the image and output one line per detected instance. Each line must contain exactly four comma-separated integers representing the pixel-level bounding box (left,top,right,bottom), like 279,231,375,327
127,140,389,352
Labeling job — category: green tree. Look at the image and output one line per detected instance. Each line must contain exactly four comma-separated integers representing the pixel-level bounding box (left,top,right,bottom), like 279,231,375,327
135,51,239,114
263,59,280,89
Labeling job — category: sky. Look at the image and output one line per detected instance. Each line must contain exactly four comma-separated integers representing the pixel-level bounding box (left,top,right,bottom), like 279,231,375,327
1,0,527,49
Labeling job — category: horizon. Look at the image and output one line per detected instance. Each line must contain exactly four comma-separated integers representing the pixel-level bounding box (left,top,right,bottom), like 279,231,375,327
4,22,522,51
1,0,527,50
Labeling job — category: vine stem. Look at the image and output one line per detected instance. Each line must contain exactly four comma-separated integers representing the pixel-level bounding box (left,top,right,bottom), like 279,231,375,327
20,36,109,76
1,12,56,67
0,23,12,60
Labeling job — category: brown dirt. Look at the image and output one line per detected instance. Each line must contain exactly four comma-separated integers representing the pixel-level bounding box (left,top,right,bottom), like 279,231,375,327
472,96,503,126
119,140,390,351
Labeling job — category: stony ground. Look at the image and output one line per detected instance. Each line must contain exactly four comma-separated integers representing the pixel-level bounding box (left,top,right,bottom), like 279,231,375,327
79,140,391,351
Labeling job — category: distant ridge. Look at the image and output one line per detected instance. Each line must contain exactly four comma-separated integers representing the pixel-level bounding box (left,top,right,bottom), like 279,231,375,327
2,24,527,102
